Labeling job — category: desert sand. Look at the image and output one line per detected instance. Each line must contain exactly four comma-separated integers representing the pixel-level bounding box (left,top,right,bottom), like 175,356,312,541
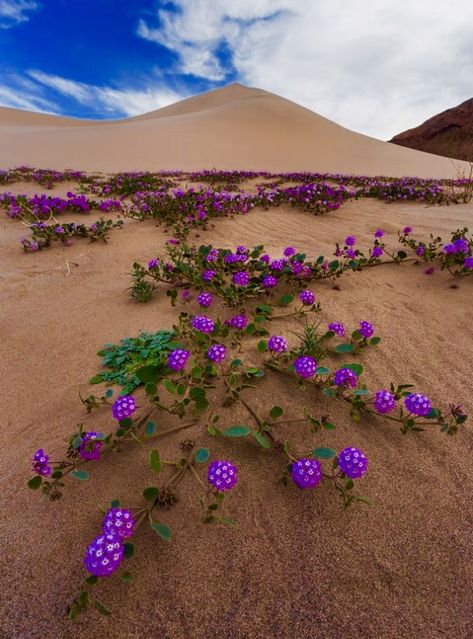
0,83,471,177
1,86,473,639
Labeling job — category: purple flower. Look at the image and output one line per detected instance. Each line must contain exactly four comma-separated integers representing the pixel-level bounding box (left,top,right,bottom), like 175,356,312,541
359,321,374,339
268,335,287,353
328,322,345,337
55,225,65,234
374,390,396,414
294,355,317,379
84,533,124,577
32,448,52,476
333,367,358,388
260,254,270,264
345,249,357,259
236,245,247,254
103,508,135,540
207,343,226,363
191,315,215,334
424,267,434,275
225,314,248,330
416,246,425,257
345,235,356,246
181,289,192,301
202,269,217,282
464,257,473,269
168,349,191,371
374,229,384,238
284,246,296,257
233,271,250,287
291,458,322,489
404,393,431,417
443,243,456,255
270,258,286,272
337,447,368,479
79,432,104,461
112,395,136,421
403,226,413,235
262,275,278,288
197,291,213,308
206,249,219,262
372,245,383,258
299,289,315,306
453,238,469,253
208,460,238,491
148,258,159,270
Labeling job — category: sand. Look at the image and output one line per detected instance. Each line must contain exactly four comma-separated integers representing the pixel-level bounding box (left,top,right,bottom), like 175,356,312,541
1,85,473,638
0,83,471,178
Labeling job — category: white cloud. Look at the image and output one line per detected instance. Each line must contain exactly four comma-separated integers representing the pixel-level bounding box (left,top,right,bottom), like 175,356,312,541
137,0,473,139
0,0,38,28
26,70,185,117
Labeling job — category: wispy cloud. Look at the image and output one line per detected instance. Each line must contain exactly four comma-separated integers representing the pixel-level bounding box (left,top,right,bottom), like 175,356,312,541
0,0,39,29
137,0,473,139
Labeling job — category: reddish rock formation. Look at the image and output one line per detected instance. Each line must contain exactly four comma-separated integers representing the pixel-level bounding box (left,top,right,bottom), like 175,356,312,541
389,98,473,162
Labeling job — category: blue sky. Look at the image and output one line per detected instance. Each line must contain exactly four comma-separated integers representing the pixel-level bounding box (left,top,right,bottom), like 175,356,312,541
1,0,472,138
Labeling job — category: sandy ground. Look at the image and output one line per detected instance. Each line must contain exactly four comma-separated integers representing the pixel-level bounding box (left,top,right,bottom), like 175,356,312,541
0,83,470,177
1,187,473,638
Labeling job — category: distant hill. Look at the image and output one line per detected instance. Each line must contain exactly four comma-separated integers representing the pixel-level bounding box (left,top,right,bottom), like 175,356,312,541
389,98,473,162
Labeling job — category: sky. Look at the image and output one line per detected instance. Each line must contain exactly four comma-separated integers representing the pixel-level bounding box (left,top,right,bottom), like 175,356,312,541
0,0,472,139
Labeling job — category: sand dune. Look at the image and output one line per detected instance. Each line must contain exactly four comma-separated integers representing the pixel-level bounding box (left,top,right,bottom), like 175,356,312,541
0,83,469,177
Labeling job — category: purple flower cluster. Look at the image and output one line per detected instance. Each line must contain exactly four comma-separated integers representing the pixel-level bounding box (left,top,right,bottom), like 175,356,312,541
299,289,315,305
32,448,52,476
225,314,248,330
208,460,238,491
112,395,136,421
84,533,124,577
197,291,213,307
233,271,250,286
268,335,288,353
202,269,217,282
79,432,104,461
328,322,345,336
291,458,322,489
359,321,374,339
333,367,358,388
262,275,278,288
374,390,396,414
404,393,431,416
102,508,136,540
168,349,191,371
207,344,226,362
294,355,317,378
191,315,215,334
337,447,368,479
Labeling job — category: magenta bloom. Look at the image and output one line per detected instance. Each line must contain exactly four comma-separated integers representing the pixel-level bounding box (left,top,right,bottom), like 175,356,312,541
328,322,345,337
168,349,191,371
284,246,296,257
374,229,384,238
270,258,286,272
291,458,322,489
202,269,217,282
404,393,431,416
424,267,434,275
372,246,383,258
233,271,250,286
147,258,159,270
337,447,368,479
208,460,238,491
345,235,356,246
207,344,226,363
102,508,135,540
359,321,374,339
112,395,136,421
333,367,358,388
206,248,219,262
225,314,248,330
403,226,413,235
260,253,270,264
32,448,52,476
294,355,317,378
268,335,287,353
79,432,104,461
197,291,213,308
374,390,396,414
262,275,278,288
464,257,473,269
416,246,425,256
84,533,124,577
299,289,315,305
191,315,215,334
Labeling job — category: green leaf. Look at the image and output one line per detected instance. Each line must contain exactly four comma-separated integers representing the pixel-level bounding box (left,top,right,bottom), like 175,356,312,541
121,571,133,583
223,425,251,437
71,470,89,481
335,344,354,353
191,366,202,380
151,522,172,541
426,408,441,419
163,379,177,393
253,431,272,449
369,336,381,345
149,449,161,473
136,365,160,383
195,448,210,463
28,475,42,489
85,575,98,585
275,293,294,307
257,340,268,352
89,374,103,385
93,599,112,616
143,486,159,501
105,389,114,398
342,363,363,375
145,421,156,436
123,542,134,558
316,366,330,375
313,447,337,459
269,405,283,419
353,389,369,396
110,499,120,508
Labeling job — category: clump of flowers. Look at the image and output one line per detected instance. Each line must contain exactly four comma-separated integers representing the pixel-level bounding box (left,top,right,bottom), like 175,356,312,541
32,449,52,476
404,393,431,417
191,315,215,334
291,458,322,489
294,355,317,378
208,460,238,491
84,533,124,578
79,432,104,461
112,395,136,421
337,447,368,479
168,349,191,372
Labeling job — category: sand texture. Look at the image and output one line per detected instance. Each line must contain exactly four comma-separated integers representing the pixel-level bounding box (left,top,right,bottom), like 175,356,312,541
0,83,471,177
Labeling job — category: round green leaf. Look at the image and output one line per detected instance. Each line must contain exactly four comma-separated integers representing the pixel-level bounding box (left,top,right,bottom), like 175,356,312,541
313,447,337,459
195,448,210,463
223,425,251,437
71,469,89,481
